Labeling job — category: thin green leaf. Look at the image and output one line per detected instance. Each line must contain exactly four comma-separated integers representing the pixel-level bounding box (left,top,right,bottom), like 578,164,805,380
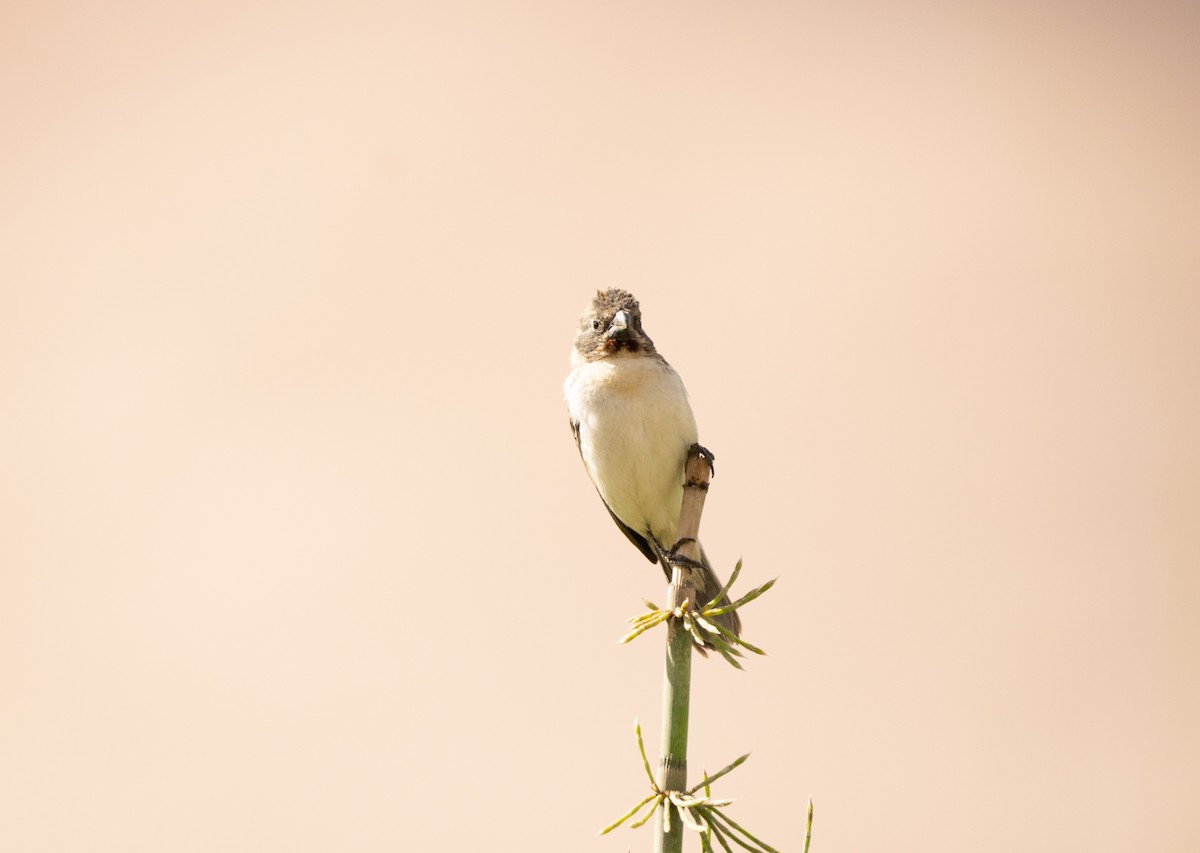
704,558,744,610
704,809,761,852
629,794,663,829
687,753,749,795
713,639,745,670
730,635,767,656
696,624,741,654
715,636,746,658
635,720,655,785
705,619,767,656
710,808,781,853
804,797,813,853
627,609,667,626
706,578,777,616
597,793,658,836
693,614,742,653
700,809,735,853
696,801,714,850
619,612,669,644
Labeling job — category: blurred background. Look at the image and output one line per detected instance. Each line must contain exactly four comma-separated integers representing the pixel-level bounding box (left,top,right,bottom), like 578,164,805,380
2,1,1197,850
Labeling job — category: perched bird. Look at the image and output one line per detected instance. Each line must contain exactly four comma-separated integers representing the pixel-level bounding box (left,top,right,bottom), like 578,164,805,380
564,288,741,642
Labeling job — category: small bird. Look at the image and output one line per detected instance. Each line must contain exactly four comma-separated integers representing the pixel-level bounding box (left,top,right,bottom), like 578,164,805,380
564,288,741,642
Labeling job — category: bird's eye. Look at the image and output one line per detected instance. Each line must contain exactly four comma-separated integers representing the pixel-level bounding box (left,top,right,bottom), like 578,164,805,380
592,319,601,330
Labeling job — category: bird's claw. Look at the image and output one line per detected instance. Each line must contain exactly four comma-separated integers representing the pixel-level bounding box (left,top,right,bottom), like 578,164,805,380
651,534,705,571
688,443,716,477
663,548,705,572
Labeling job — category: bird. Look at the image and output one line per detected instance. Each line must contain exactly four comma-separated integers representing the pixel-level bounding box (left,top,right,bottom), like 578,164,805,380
564,288,741,644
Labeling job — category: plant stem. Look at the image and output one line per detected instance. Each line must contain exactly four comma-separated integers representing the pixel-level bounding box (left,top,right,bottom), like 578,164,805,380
653,445,712,853
654,596,693,852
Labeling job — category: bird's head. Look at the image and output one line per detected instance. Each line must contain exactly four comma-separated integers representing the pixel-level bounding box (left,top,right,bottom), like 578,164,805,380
573,288,657,362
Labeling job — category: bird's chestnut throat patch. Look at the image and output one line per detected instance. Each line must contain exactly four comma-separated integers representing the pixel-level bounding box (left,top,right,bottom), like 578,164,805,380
603,338,642,354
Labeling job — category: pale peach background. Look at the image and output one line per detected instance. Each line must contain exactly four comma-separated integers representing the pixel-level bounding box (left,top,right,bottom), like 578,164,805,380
2,1,1197,851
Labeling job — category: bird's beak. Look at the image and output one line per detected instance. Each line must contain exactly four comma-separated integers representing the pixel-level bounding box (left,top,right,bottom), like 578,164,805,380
607,310,633,340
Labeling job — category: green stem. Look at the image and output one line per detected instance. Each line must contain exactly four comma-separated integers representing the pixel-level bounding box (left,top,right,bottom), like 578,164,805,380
654,445,711,852
654,573,694,853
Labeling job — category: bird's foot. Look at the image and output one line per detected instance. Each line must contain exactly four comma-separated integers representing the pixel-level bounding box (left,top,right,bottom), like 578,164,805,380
650,534,705,571
688,443,716,477
663,537,705,570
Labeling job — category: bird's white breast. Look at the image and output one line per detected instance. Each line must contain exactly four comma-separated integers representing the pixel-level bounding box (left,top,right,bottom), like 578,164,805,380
564,355,698,545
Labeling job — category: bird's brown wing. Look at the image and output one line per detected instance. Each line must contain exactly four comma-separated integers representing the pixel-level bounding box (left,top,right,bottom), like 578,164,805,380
570,418,658,565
